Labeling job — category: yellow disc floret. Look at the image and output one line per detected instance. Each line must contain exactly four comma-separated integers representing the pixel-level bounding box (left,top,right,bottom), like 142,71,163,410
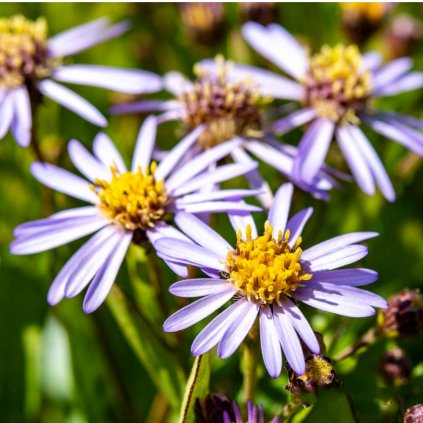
225,223,312,305
180,56,271,149
93,163,168,231
0,15,55,89
304,44,372,125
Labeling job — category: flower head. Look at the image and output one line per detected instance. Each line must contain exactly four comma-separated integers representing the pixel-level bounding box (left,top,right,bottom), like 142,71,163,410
200,22,423,201
111,57,342,204
156,183,387,377
0,15,161,146
10,117,261,313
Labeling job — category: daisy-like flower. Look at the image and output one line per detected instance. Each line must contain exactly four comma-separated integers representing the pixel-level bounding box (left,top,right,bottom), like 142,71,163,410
111,56,344,204
10,116,261,313
0,15,161,146
155,183,387,377
200,22,423,201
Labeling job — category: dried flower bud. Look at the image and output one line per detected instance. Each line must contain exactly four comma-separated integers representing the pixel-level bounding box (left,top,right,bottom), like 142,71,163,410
240,3,279,26
179,3,225,47
404,404,423,423
381,290,423,337
384,14,423,59
287,354,340,395
380,347,412,385
341,2,394,45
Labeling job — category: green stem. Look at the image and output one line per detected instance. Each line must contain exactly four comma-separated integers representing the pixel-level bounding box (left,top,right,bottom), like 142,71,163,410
334,327,378,361
242,341,257,402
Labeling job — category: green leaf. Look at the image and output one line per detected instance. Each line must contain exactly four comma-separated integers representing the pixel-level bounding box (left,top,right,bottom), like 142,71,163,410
107,285,186,410
301,391,356,423
179,353,211,423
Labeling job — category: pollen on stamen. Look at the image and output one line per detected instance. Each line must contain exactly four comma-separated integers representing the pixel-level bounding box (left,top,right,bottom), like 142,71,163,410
302,44,372,125
0,15,56,89
91,162,168,231
225,222,312,305
179,56,271,149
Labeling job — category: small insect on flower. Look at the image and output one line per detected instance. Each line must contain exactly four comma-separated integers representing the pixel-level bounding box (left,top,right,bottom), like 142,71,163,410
155,183,387,377
111,56,343,205
199,22,423,202
0,15,161,146
10,117,262,313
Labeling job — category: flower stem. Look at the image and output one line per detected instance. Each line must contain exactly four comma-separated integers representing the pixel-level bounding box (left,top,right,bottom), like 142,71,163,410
334,327,378,361
242,341,257,402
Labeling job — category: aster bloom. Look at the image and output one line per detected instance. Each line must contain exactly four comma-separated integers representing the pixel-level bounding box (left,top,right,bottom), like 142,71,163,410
10,116,261,313
155,183,387,377
0,15,161,146
200,22,423,201
111,57,344,204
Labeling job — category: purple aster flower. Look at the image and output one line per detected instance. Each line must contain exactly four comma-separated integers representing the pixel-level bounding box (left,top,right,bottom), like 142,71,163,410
10,116,261,313
155,183,387,377
199,22,423,201
111,56,345,205
0,15,161,147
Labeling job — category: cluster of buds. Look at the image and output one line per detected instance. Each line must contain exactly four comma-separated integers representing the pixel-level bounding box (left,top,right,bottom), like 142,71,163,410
380,290,423,338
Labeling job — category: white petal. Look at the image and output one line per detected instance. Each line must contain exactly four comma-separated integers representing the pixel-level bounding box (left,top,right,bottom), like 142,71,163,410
131,116,157,171
31,162,98,203
268,183,293,238
93,133,126,172
38,79,107,127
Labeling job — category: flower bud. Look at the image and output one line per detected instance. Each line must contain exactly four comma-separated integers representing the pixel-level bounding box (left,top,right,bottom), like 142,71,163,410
240,3,279,26
287,354,339,395
341,2,393,45
384,14,423,59
404,404,423,423
380,347,412,385
179,3,225,47
381,290,423,337
195,393,233,423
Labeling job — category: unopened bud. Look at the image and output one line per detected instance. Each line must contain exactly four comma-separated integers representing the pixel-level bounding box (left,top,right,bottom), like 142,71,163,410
384,14,423,59
179,3,225,47
404,404,423,423
240,3,279,26
195,393,233,423
341,2,393,45
287,354,339,395
381,290,423,337
380,347,412,385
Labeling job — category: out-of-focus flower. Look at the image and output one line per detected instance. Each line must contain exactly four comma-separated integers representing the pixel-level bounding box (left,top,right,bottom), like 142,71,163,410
200,22,423,201
10,117,261,313
112,57,345,205
380,289,423,337
0,15,161,146
287,354,339,395
179,3,225,46
195,394,279,423
404,404,423,423
384,14,423,59
380,347,412,386
341,3,394,45
155,183,386,377
240,3,279,26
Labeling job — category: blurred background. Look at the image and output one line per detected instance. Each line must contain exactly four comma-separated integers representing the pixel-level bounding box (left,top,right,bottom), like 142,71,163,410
1,3,423,422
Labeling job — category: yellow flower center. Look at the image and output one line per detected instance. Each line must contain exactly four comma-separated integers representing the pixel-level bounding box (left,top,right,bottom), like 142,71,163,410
303,44,372,125
225,223,312,305
93,163,168,231
180,56,270,149
298,355,334,385
0,15,56,89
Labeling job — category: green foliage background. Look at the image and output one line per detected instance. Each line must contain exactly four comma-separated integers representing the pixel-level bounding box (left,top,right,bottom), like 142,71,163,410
1,3,423,423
